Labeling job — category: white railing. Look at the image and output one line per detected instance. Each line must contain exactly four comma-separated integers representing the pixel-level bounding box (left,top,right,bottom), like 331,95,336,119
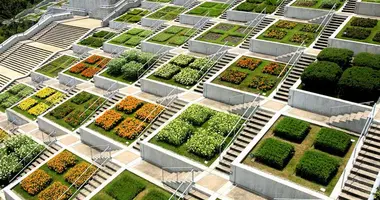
369,171,380,200
168,168,195,200
314,3,336,33
242,8,266,34
137,48,168,79
329,101,373,116
101,0,138,24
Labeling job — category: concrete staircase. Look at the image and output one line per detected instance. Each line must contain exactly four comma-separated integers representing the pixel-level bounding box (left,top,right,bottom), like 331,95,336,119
136,24,169,50
339,124,380,200
193,52,238,93
219,0,244,20
328,111,371,133
313,15,348,50
0,75,12,88
0,42,23,62
239,17,275,49
342,0,356,13
0,43,52,75
182,21,216,50
74,161,121,200
90,92,124,120
134,52,176,88
34,23,89,49
216,109,275,174
31,22,59,41
273,54,316,102
274,0,293,16
133,99,187,151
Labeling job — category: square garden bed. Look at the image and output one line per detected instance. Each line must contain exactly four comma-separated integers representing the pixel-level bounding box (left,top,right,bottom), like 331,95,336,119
114,8,150,24
88,96,164,145
35,55,78,78
44,91,106,131
212,55,287,96
242,116,356,195
92,170,171,200
336,17,380,45
109,28,153,48
78,30,117,48
12,87,65,120
147,25,195,47
150,104,242,166
257,20,321,47
234,0,279,14
146,6,185,20
146,0,172,2
64,55,111,81
291,0,344,10
0,84,34,112
186,2,229,17
13,150,94,200
196,23,249,46
148,54,214,89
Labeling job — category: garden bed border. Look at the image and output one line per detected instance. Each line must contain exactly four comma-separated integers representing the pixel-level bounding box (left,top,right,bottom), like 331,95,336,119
93,73,130,91
188,39,232,55
141,1,165,9
103,41,131,54
72,43,95,54
140,78,186,96
141,40,175,53
284,3,331,20
79,126,124,151
58,71,86,87
355,0,380,17
141,17,166,27
179,13,212,25
31,71,52,83
6,108,31,126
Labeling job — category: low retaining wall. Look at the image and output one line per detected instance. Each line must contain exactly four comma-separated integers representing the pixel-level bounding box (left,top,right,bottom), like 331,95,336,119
179,14,210,25
31,71,51,83
101,0,141,26
103,42,130,54
188,39,232,55
141,17,166,27
141,41,175,53
250,38,306,56
355,1,380,17
140,78,186,97
37,116,71,136
6,109,30,126
284,5,329,20
58,72,85,87
173,0,194,5
109,20,129,30
226,10,261,22
79,127,124,151
93,74,129,91
72,43,94,54
329,37,380,55
141,1,162,9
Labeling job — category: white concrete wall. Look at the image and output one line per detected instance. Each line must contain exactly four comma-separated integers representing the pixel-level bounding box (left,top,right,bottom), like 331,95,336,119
140,78,186,97
355,1,380,17
250,38,306,56
31,71,51,83
141,17,166,27
141,41,175,53
58,72,85,87
93,74,129,91
188,39,232,55
284,5,329,20
329,37,380,55
103,42,130,54
72,43,95,54
6,109,30,126
227,10,261,22
37,116,71,136
179,14,210,25
79,127,124,151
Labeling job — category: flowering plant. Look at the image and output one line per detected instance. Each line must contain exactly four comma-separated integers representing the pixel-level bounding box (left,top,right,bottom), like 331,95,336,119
276,21,297,29
18,98,38,111
157,119,193,146
207,112,240,136
64,162,96,187
115,118,146,139
80,67,100,78
135,103,164,123
37,182,72,200
220,70,248,84
236,57,262,70
186,128,223,159
264,29,287,39
262,62,287,76
28,102,49,116
85,55,102,64
47,151,77,173
95,110,123,130
46,92,65,105
69,63,87,74
249,76,277,92
96,58,111,68
290,33,312,43
116,96,144,113
35,88,56,99
21,169,51,195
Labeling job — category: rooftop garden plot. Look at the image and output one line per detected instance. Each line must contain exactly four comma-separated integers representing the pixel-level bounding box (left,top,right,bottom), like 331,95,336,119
45,91,106,131
13,150,95,200
109,28,153,47
78,31,117,48
148,54,215,88
300,48,380,103
147,26,195,47
150,104,242,166
212,56,286,96
146,6,185,20
291,0,343,10
88,96,164,145
64,55,111,80
243,116,356,194
257,20,321,47
362,0,380,2
234,0,280,14
336,17,380,45
100,49,157,84
0,135,44,185
114,8,149,23
0,84,34,112
92,170,171,200
146,0,172,2
12,87,65,120
186,2,229,17
0,128,9,143
196,23,249,46
35,55,78,78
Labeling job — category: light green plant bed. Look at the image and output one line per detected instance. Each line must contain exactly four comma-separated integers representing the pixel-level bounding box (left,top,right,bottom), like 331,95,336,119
109,28,153,47
36,55,78,78
196,23,249,46
146,6,185,20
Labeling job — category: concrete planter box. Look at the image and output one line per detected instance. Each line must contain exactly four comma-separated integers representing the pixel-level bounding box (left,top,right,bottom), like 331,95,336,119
329,37,380,55
94,74,129,91
141,17,166,27
227,10,261,22
79,126,124,151
103,42,130,54
355,0,380,17
58,72,85,87
173,0,194,5
141,1,163,9
140,78,186,97
188,39,232,55
72,43,95,54
31,71,51,83
141,41,175,53
37,116,71,137
6,108,30,126
109,20,129,30
250,38,306,57
179,14,211,25
284,5,330,20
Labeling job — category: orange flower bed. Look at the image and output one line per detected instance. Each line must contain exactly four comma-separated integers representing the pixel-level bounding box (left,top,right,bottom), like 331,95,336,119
96,58,111,68
236,57,262,71
80,67,101,78
37,182,72,200
47,151,77,174
262,62,286,76
135,103,164,123
21,169,51,195
69,63,87,74
115,118,146,139
95,110,123,130
85,55,102,64
64,162,96,187
116,96,144,113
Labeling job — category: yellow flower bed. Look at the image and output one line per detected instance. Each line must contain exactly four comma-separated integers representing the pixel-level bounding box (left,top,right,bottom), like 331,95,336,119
18,98,38,111
28,103,49,116
46,92,65,105
35,88,56,99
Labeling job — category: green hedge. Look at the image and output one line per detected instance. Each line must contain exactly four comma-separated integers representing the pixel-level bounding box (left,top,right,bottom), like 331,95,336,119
353,52,380,70
317,48,354,68
253,138,294,170
314,128,352,156
156,119,193,146
71,92,92,105
179,104,214,126
301,61,342,93
296,150,340,185
274,117,310,143
104,171,146,199
186,128,224,159
207,112,241,136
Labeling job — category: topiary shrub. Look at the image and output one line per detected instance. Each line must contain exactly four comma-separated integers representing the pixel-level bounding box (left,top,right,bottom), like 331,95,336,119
314,127,352,156
353,52,380,70
274,117,310,143
338,67,380,102
317,48,354,68
301,61,343,94
106,57,126,75
121,61,143,80
236,2,256,11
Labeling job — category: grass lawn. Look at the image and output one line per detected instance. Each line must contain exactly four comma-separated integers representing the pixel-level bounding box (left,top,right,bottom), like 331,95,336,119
115,8,149,23
186,2,229,17
257,20,321,47
196,23,248,46
212,56,285,96
64,55,111,81
362,0,380,2
78,31,117,48
100,70,135,85
291,0,344,10
234,0,279,14
242,116,357,195
148,26,194,47
146,6,185,20
109,28,153,48
35,55,78,78
91,170,171,200
336,17,380,45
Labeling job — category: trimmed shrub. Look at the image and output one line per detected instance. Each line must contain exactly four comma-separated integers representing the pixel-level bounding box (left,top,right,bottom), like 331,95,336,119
151,33,173,42
169,36,188,46
64,162,96,187
189,57,213,71
220,70,248,84
50,104,74,119
236,2,256,11
121,61,143,80
320,0,339,8
374,32,380,43
342,27,371,40
353,52,380,70
186,129,224,159
351,17,378,28
37,182,71,200
1,95,19,108
141,189,171,200
296,150,340,185
274,117,310,143
154,64,181,79
71,92,92,105
173,68,200,86
47,151,77,174
106,57,126,75
21,169,51,195
127,28,144,35
315,127,352,156
170,55,195,67
165,26,183,34
157,119,193,146
179,104,214,126
253,138,295,170
9,84,26,95
207,112,241,136
301,61,343,93
317,48,354,68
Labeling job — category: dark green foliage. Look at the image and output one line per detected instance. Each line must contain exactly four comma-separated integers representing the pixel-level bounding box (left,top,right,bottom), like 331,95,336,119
151,33,174,42
253,138,295,170
320,0,340,8
165,26,184,34
374,32,380,43
296,150,340,185
0,0,43,20
315,128,352,156
157,119,193,146
9,84,26,95
79,37,104,48
342,27,371,40
274,117,310,143
353,52,380,70
50,104,74,119
71,92,92,105
179,104,214,126
317,48,354,68
104,172,146,200
236,2,256,11
0,20,36,43
338,67,380,102
121,61,143,80
351,17,378,28
93,31,109,38
106,57,126,75
301,61,343,93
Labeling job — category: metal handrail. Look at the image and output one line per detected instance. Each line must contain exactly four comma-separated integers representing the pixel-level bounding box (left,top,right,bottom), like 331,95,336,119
242,8,266,34
277,41,305,78
315,3,336,33
168,169,195,200
329,101,373,116
137,48,168,79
